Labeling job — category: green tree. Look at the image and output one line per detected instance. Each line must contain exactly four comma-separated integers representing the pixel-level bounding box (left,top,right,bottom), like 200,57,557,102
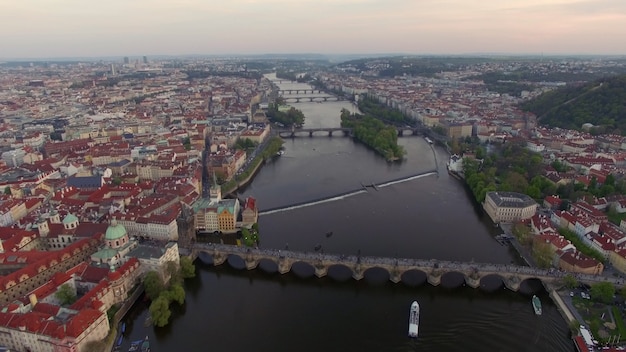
532,241,554,268
143,271,164,300
3,186,10,195
180,256,196,279
182,137,191,151
605,174,616,187
149,296,172,327
512,222,532,245
166,284,186,305
55,283,77,306
563,274,578,289
166,261,182,285
590,282,615,304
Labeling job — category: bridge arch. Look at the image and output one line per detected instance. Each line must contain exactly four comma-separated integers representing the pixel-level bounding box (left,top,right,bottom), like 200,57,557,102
226,254,246,270
363,267,390,285
400,269,427,287
479,274,506,292
327,264,353,282
258,258,279,273
290,261,316,278
440,271,467,289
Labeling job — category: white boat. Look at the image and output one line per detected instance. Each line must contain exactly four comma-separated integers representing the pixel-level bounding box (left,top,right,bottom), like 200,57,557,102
408,301,419,338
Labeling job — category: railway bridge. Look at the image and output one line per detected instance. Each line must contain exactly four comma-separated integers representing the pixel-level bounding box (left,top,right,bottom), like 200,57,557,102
191,243,618,292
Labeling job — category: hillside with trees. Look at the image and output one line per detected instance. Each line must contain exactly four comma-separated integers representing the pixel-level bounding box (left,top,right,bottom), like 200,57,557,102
520,75,626,135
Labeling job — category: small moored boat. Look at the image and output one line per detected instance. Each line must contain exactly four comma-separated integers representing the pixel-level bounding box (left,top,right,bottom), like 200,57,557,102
532,295,542,315
141,335,150,352
408,301,419,338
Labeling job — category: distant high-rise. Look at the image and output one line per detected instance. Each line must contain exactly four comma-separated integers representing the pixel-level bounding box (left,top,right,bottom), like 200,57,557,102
111,64,116,75
142,56,148,64
123,57,129,64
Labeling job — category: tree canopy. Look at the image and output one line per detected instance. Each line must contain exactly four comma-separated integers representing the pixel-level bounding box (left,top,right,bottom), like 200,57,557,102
590,282,615,304
149,296,172,328
55,283,77,306
143,271,164,300
180,256,196,279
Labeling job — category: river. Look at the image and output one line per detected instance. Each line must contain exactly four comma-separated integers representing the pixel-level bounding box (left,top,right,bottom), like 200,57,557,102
118,74,575,351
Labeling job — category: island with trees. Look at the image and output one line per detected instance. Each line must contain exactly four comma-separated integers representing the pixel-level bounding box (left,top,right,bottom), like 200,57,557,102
266,98,305,127
340,108,405,161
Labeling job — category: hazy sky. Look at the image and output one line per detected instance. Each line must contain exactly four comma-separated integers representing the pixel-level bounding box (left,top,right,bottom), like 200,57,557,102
2,0,626,58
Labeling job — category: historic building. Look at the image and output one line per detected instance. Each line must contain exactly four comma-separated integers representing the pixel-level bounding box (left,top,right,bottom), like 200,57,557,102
483,191,538,224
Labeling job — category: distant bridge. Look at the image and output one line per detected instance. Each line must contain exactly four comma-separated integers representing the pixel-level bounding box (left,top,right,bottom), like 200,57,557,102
282,96,342,103
277,127,352,138
278,89,323,94
277,126,428,138
191,243,620,291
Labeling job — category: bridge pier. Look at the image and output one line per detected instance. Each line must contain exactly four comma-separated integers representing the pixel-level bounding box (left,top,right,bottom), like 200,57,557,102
245,253,259,270
315,262,328,278
465,273,481,289
278,258,291,274
390,268,401,284
353,264,364,281
213,252,227,266
504,275,521,291
427,270,442,286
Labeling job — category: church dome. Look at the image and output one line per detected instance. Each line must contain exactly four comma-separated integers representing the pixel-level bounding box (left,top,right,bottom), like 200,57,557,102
105,221,127,241
62,213,79,225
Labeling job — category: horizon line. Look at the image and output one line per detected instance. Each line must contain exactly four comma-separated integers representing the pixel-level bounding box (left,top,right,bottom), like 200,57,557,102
2,52,626,62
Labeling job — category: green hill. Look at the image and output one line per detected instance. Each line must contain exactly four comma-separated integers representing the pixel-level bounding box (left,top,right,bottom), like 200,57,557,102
520,74,626,135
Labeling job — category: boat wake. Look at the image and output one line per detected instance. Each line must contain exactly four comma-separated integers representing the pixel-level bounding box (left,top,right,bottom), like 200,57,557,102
259,171,437,216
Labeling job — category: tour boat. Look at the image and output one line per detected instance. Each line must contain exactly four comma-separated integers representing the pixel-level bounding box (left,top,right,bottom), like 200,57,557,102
408,301,419,338
532,295,542,315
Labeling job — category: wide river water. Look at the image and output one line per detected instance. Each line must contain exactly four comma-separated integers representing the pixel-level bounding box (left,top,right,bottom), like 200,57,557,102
119,75,575,351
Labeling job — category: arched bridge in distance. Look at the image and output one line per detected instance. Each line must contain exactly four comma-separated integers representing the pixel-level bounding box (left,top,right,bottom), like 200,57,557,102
282,96,343,103
277,126,428,138
191,243,620,292
278,89,324,94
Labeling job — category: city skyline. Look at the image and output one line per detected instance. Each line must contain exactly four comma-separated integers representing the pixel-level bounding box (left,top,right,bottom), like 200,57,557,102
1,0,626,59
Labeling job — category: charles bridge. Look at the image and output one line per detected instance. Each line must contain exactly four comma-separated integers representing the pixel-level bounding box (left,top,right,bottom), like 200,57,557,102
191,243,620,292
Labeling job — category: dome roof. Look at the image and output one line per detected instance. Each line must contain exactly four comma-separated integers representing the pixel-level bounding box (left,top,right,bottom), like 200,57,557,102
105,222,127,241
62,214,78,224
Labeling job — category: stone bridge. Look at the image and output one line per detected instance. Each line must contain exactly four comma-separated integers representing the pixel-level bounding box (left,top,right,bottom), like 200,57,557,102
282,96,341,103
277,126,427,138
277,127,352,138
191,243,620,291
278,89,323,94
